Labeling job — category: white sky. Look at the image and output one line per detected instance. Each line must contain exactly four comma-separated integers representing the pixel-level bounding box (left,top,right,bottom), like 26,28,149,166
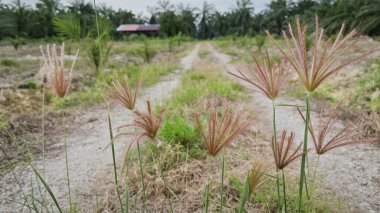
17,0,270,14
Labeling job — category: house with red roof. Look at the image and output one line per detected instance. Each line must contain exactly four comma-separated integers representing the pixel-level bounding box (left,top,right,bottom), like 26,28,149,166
116,24,160,36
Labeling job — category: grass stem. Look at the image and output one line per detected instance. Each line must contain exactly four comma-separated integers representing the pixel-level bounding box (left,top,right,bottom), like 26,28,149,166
298,93,311,212
220,152,225,213
61,99,72,212
282,170,287,213
105,102,124,212
125,154,129,213
272,101,281,213
137,143,147,211
156,152,174,213
204,156,212,213
308,155,320,211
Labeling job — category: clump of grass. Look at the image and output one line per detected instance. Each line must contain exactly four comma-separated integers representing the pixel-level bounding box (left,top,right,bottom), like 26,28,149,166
255,35,266,52
170,67,246,109
198,49,211,58
159,115,199,148
85,31,112,75
238,159,269,213
1,58,18,67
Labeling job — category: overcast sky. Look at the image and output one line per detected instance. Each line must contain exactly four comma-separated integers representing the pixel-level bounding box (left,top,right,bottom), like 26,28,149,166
15,0,271,14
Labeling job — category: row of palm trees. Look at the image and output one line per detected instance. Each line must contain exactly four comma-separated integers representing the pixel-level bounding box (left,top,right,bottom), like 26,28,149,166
1,0,379,41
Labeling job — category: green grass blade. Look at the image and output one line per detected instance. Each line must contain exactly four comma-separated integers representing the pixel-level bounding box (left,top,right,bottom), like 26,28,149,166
220,153,225,213
28,162,63,213
238,173,251,213
298,93,311,212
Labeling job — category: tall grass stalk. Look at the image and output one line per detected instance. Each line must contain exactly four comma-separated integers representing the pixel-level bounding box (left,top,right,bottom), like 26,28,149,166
204,156,212,213
61,100,72,212
298,93,310,211
155,153,174,213
238,172,250,213
272,101,281,213
124,154,130,213
105,101,124,212
307,155,320,211
220,152,225,213
282,170,287,212
93,0,103,73
41,83,46,178
137,143,147,211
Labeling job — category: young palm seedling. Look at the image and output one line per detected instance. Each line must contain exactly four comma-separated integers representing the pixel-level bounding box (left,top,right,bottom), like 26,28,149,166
229,50,292,212
267,15,379,211
298,103,376,210
238,159,269,213
106,75,143,212
196,106,253,212
272,130,304,212
40,43,79,212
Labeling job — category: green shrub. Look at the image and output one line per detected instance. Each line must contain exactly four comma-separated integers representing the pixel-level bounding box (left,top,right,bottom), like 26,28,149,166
355,61,380,109
255,35,266,51
170,69,246,109
1,58,18,67
18,81,37,89
159,115,199,147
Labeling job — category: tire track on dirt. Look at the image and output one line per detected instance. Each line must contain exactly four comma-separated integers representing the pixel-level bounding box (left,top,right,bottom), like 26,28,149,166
0,45,200,212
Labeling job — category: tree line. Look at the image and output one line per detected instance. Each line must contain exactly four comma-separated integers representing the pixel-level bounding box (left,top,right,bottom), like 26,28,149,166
0,0,379,41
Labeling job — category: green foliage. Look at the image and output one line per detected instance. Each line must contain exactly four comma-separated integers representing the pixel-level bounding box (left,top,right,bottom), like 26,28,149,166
356,61,380,109
144,141,187,172
9,37,25,51
85,31,112,74
51,85,103,109
18,80,37,89
159,115,199,148
53,16,81,41
1,58,18,67
198,49,210,58
255,35,265,51
287,82,336,103
170,70,246,109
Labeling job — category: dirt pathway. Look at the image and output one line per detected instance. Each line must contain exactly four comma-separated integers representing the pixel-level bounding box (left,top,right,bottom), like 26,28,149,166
0,45,200,212
208,45,380,213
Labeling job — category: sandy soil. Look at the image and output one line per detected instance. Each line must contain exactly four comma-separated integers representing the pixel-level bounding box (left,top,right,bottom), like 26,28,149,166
0,45,200,212
208,45,380,213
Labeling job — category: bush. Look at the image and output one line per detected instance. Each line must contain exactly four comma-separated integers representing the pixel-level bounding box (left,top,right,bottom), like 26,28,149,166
170,69,246,109
0,58,18,67
255,35,266,51
159,115,199,147
356,61,380,109
18,81,37,89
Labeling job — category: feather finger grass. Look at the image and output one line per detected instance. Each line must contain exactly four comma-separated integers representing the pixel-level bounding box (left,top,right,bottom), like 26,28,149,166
112,101,166,211
40,43,78,212
196,105,253,212
266,15,379,211
229,51,291,212
107,76,143,110
297,103,377,210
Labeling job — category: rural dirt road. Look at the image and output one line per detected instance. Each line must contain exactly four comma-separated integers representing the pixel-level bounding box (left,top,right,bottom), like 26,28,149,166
0,45,200,212
209,45,380,213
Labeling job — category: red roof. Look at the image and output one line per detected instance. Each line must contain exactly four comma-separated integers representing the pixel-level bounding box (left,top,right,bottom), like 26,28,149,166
116,24,160,32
